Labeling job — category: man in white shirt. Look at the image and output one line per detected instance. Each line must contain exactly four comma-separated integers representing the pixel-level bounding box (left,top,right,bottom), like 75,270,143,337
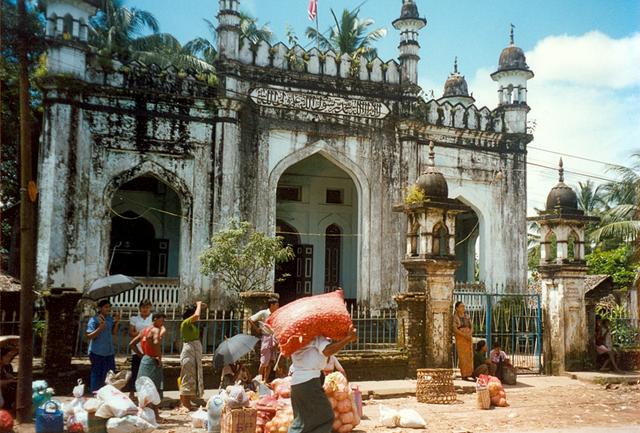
249,299,279,382
289,327,357,433
126,299,153,398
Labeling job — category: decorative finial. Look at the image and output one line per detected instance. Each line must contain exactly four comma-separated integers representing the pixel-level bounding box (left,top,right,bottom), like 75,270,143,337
453,56,458,74
428,141,435,166
510,23,515,45
558,157,564,182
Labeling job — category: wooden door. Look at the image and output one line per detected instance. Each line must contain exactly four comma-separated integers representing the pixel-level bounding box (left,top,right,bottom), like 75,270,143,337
324,224,341,292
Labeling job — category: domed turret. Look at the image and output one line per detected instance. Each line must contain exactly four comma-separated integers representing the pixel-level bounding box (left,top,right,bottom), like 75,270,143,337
392,0,427,86
415,142,448,199
545,158,578,211
438,57,475,107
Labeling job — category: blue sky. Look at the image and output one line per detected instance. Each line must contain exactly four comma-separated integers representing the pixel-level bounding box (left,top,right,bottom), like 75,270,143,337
127,0,640,211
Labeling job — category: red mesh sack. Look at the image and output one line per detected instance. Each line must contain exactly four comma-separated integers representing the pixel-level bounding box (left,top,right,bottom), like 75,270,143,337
0,410,14,433
266,290,352,356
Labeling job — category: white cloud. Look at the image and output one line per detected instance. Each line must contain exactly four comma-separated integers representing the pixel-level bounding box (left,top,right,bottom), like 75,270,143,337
469,31,640,214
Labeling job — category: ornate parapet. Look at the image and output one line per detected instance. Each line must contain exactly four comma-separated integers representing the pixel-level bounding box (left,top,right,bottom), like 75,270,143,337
236,38,401,85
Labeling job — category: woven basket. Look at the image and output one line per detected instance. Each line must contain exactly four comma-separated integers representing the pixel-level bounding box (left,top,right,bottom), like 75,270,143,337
221,408,258,433
416,368,457,404
476,386,491,410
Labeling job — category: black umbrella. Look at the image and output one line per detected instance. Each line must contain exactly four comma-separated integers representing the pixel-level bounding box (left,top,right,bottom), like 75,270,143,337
214,334,259,369
84,274,140,300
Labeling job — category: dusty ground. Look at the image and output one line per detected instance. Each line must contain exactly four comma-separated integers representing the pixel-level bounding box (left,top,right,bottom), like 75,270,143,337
13,377,640,433
152,380,640,433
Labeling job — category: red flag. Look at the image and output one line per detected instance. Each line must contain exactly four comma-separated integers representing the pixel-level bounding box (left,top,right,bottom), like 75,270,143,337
308,0,318,21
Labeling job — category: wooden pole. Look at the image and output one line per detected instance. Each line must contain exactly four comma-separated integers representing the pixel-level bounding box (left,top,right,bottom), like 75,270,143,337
16,0,36,423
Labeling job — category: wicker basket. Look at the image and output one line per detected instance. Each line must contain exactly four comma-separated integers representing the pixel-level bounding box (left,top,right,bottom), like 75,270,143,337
476,386,491,410
221,408,258,433
416,368,457,404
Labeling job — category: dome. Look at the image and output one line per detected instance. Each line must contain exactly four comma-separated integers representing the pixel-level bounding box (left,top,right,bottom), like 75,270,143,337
497,45,530,72
443,74,469,97
400,1,419,19
415,142,448,199
545,159,578,211
416,170,449,199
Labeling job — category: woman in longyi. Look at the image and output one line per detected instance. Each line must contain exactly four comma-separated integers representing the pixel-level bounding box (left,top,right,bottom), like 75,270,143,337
453,301,474,380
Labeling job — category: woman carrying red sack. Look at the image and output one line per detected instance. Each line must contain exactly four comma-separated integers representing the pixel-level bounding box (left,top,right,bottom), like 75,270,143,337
288,326,357,433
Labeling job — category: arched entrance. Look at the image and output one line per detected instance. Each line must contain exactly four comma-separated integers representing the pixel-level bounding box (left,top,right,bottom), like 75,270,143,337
274,153,358,301
455,210,480,282
109,176,181,277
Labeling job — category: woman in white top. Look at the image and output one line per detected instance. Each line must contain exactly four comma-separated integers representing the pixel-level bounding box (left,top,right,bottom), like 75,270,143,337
289,326,357,433
126,299,153,398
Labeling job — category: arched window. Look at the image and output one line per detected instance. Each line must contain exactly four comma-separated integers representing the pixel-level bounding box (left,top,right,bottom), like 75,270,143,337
110,211,156,276
543,231,558,263
62,14,74,38
567,230,579,261
432,223,448,256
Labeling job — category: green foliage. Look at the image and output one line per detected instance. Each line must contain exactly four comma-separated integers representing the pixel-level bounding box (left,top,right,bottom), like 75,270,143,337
404,185,426,205
33,320,46,338
586,246,637,290
595,296,639,348
305,8,386,57
200,220,294,296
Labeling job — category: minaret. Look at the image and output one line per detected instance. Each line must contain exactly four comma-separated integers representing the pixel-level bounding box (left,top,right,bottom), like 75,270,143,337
392,0,427,86
438,57,476,107
490,25,534,133
44,0,100,76
217,0,241,60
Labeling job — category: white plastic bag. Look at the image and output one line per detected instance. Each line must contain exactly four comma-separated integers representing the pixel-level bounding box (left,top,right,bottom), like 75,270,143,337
106,415,155,433
191,407,209,429
64,380,87,418
106,370,131,391
137,407,157,428
135,377,160,408
398,409,426,429
83,398,102,414
96,385,138,418
378,405,400,428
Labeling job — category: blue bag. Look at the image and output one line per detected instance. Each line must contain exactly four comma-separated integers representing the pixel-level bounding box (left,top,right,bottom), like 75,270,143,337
35,400,64,433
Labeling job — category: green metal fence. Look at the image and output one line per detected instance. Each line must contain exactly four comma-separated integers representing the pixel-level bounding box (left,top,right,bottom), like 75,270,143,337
453,292,543,374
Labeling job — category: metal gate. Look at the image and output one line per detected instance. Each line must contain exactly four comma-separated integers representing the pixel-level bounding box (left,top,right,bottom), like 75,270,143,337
453,292,543,374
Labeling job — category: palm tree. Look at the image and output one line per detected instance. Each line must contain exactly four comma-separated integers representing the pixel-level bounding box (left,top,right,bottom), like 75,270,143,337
591,152,640,250
90,0,212,71
576,180,604,216
183,13,272,68
305,8,386,58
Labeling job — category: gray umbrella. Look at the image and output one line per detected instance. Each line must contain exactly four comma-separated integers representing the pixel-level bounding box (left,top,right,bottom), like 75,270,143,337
84,274,140,300
214,334,259,369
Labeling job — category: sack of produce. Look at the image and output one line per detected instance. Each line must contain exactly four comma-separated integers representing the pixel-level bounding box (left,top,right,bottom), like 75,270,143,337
95,385,138,418
324,373,360,433
398,409,426,429
479,375,508,407
378,406,399,428
270,378,291,399
105,415,154,433
266,290,352,357
263,404,293,433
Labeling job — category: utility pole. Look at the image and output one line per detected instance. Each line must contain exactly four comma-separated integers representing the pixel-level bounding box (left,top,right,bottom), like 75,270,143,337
16,0,36,423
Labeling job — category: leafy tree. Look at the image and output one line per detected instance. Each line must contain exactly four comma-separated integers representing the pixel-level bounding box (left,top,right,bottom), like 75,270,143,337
576,180,604,216
586,246,637,291
89,0,212,71
305,8,386,58
200,220,294,296
0,0,45,271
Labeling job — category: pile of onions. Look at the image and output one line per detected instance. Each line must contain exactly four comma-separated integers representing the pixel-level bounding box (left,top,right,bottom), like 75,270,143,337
487,377,508,407
324,373,360,433
263,405,293,433
255,396,279,433
271,377,292,399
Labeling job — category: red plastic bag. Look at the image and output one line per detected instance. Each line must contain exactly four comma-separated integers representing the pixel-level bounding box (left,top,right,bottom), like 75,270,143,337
266,290,352,356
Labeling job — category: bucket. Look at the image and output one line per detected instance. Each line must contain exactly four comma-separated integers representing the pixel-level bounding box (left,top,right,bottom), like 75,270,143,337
35,400,64,433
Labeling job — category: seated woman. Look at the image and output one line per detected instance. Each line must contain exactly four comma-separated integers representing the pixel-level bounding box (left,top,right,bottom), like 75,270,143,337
596,318,622,373
490,342,518,384
473,340,496,378
0,347,19,412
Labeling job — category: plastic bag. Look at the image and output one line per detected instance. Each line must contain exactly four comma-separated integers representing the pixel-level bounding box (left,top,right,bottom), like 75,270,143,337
207,393,225,433
224,385,250,409
106,370,131,391
83,398,102,414
96,385,138,418
135,377,160,408
502,365,517,385
137,407,157,428
191,407,209,429
398,409,426,428
64,380,87,418
378,405,399,428
266,290,352,356
105,415,155,433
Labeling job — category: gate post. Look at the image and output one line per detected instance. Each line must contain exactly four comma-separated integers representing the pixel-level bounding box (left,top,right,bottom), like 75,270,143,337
395,292,427,376
43,288,82,373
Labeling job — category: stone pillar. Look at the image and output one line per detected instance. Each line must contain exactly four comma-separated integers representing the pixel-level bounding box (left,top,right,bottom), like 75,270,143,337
43,288,82,373
424,259,458,367
394,292,426,376
539,265,589,374
240,291,278,334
